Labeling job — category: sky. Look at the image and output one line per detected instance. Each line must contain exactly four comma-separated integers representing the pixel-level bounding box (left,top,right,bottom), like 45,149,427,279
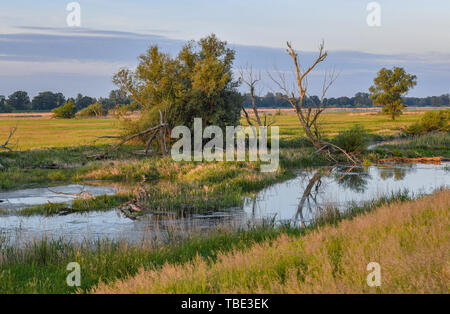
0,0,449,98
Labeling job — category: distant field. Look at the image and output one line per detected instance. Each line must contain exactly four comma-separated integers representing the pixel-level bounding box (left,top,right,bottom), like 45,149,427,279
270,111,426,137
0,117,120,150
0,110,437,150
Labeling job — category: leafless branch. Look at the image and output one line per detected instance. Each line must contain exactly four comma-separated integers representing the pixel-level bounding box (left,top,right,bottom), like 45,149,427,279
269,41,358,164
89,122,167,159
0,126,17,151
239,64,264,126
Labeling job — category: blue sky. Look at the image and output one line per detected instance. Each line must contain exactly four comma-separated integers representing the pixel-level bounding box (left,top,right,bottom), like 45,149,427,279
0,0,449,98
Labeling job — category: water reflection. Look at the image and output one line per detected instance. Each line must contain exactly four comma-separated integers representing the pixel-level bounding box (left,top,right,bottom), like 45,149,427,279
377,165,414,181
334,166,371,193
294,168,328,227
244,163,449,224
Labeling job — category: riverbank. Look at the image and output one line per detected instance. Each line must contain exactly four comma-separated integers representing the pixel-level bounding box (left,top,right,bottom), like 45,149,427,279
93,189,450,294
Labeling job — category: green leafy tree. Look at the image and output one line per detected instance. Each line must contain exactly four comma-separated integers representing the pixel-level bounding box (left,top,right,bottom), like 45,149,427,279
0,95,13,113
32,91,65,111
109,89,132,106
52,99,77,119
74,93,97,110
7,91,31,111
369,67,417,120
113,34,241,140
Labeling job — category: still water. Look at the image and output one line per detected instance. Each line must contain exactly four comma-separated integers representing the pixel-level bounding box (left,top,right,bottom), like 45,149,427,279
0,164,448,245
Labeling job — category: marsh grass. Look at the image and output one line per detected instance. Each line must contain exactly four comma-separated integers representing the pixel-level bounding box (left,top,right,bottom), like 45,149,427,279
16,193,132,216
0,145,140,190
0,221,302,294
93,189,449,294
373,132,450,158
2,150,310,214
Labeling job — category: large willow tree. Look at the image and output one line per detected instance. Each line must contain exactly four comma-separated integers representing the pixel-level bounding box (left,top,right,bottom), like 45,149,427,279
113,34,242,140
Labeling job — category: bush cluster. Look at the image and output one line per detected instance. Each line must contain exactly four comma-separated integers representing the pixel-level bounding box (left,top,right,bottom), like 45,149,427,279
333,124,369,154
406,109,449,135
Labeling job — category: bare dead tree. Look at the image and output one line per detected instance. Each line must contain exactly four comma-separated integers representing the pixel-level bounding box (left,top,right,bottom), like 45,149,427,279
269,41,358,164
239,65,274,128
0,126,17,151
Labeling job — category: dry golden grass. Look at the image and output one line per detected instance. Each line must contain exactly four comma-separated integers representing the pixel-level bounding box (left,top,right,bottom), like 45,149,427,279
93,190,450,294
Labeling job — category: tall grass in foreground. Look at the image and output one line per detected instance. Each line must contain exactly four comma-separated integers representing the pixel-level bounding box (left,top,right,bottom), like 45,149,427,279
94,190,450,294
0,190,418,294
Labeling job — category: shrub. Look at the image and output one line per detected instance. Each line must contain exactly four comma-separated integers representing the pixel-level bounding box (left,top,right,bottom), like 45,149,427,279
77,102,106,117
405,109,449,135
52,99,76,119
333,124,369,154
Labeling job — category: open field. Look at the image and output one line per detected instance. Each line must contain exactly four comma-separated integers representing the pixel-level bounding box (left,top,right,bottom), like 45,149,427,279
0,111,439,150
0,117,119,150
93,189,450,294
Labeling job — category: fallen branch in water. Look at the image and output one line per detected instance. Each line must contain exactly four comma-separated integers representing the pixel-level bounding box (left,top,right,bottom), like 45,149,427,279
118,200,143,220
118,182,147,220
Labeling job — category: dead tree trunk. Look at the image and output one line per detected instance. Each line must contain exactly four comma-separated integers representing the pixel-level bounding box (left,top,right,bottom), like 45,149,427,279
239,65,274,129
0,126,17,151
269,41,357,164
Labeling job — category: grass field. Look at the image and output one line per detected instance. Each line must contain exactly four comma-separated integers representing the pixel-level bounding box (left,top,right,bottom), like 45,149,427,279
0,111,430,150
93,189,450,294
0,117,119,150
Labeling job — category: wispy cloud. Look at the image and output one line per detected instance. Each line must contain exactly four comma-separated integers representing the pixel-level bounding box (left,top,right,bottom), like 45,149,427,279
0,27,449,98
0,59,127,76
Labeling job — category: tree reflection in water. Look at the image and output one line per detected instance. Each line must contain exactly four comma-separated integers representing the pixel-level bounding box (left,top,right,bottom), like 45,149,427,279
294,166,372,226
378,164,415,181
294,168,332,227
334,166,371,193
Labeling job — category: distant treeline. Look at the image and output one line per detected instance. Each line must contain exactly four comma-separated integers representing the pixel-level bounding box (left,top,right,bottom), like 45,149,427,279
0,90,134,113
1,90,448,113
243,92,450,108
